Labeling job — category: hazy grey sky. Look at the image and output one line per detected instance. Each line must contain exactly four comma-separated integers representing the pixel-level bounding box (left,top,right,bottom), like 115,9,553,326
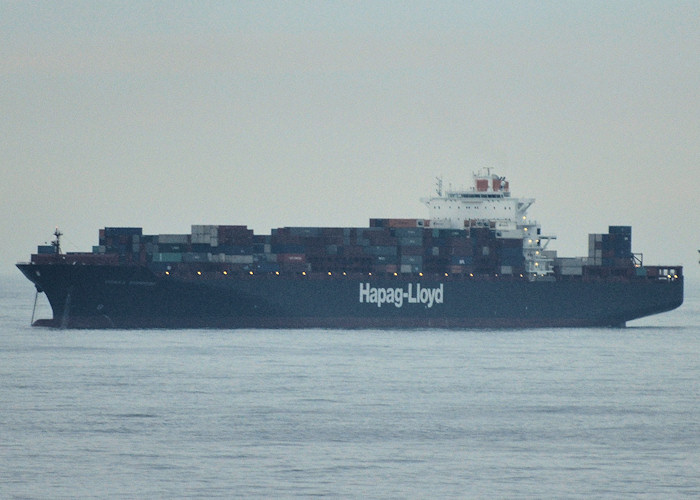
2,1,699,279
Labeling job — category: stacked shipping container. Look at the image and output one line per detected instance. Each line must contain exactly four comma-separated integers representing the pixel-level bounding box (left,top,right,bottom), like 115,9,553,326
87,219,537,277
33,222,643,280
588,226,633,267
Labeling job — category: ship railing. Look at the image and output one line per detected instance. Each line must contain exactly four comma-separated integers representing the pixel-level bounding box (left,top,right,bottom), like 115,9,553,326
581,265,683,282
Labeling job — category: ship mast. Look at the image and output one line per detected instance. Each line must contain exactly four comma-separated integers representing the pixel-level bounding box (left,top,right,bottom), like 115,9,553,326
435,176,443,197
52,228,63,255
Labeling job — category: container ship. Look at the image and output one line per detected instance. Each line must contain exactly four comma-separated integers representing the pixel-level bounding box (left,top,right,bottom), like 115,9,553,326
17,170,683,328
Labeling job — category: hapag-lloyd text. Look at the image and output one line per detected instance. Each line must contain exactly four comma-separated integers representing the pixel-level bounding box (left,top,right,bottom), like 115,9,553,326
359,283,444,308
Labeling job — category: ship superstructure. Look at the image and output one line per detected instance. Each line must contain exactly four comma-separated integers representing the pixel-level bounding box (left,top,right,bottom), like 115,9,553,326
423,169,554,277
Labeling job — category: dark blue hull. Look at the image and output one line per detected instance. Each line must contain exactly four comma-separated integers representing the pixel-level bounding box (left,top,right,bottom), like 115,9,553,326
17,263,684,329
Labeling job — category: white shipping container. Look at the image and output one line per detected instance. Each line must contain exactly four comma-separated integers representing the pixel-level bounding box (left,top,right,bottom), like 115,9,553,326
495,221,517,231
192,225,218,235
158,234,189,244
191,235,218,246
191,235,210,244
498,230,525,239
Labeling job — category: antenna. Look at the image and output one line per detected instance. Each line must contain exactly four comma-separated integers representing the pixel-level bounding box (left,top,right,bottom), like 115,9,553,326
52,227,63,255
435,176,443,197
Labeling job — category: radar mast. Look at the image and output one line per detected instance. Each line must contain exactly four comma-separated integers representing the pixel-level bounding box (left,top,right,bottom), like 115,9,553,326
52,228,63,255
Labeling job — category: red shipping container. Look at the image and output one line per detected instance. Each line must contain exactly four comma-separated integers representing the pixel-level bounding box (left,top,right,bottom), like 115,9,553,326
388,218,421,228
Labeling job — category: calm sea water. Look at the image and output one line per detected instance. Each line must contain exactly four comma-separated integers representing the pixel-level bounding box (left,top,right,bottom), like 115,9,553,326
1,273,698,499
